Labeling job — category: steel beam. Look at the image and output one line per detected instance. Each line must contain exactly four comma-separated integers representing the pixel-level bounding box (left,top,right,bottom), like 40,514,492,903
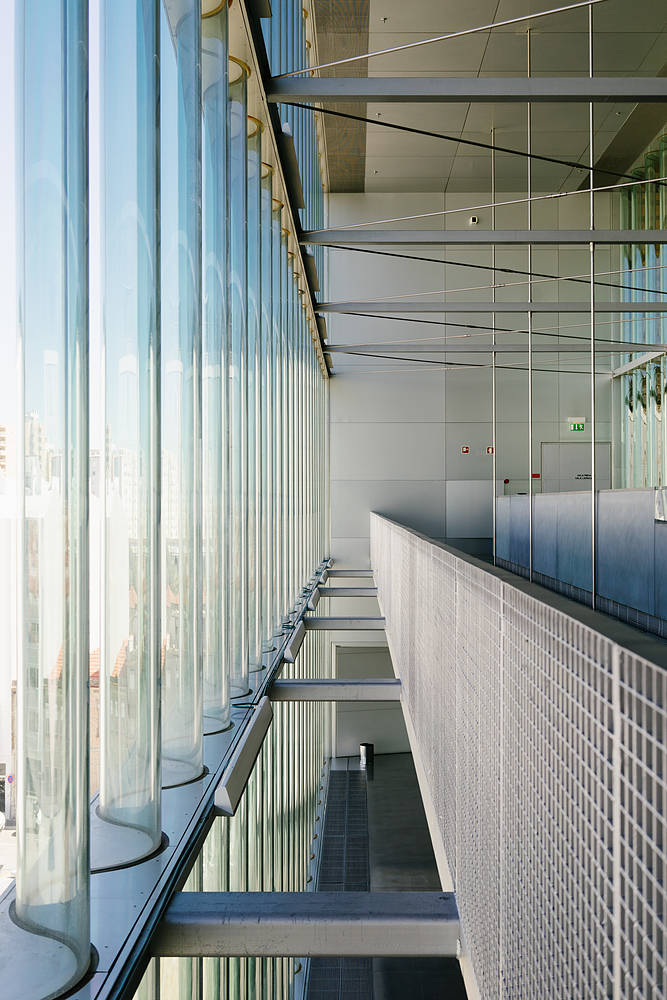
269,679,401,701
319,586,379,596
318,302,667,315
612,351,667,377
326,343,664,353
282,619,306,662
326,569,374,578
267,77,667,105
151,891,460,958
214,698,273,817
304,617,386,630
302,229,663,246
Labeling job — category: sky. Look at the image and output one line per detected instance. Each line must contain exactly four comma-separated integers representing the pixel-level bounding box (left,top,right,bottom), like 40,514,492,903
0,0,101,450
0,0,16,431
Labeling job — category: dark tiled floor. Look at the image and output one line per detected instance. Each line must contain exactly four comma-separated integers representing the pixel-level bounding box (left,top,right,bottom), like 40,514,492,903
307,754,467,1000
307,765,374,1000
367,753,468,1000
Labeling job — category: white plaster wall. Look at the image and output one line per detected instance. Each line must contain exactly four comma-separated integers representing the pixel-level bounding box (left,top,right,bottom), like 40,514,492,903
333,645,409,757
328,190,615,566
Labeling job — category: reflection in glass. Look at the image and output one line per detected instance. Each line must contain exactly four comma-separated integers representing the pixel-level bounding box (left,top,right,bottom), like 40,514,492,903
228,58,250,697
202,1,230,733
16,0,90,991
161,0,203,785
97,0,162,867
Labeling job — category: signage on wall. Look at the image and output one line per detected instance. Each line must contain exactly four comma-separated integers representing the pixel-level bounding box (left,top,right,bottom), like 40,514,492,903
486,446,494,454
570,422,585,432
461,446,469,454
568,416,586,432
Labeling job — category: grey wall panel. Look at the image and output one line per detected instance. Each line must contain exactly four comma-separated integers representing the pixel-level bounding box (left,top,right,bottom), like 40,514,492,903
444,370,492,423
330,372,446,424
329,536,372,569
330,480,446,538
445,481,494,538
597,490,655,614
335,646,409,757
330,422,445,481
444,424,494,480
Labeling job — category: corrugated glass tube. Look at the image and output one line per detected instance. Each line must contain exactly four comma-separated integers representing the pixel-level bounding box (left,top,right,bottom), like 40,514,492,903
228,58,250,697
15,0,90,992
202,0,230,733
160,0,203,785
247,117,263,672
96,0,162,870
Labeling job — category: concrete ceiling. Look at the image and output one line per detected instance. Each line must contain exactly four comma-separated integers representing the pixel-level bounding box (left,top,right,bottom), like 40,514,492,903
312,0,667,193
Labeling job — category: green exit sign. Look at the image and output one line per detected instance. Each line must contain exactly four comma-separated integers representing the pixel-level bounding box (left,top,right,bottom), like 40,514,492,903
569,422,585,432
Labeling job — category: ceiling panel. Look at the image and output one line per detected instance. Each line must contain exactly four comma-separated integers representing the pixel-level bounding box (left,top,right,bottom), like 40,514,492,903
315,0,667,196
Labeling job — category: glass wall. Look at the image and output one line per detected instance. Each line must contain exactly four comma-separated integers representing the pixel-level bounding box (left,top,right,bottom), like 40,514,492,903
97,0,161,868
228,57,250,699
620,135,667,488
160,0,203,787
15,0,91,994
11,1,328,996
155,629,329,1000
202,0,230,735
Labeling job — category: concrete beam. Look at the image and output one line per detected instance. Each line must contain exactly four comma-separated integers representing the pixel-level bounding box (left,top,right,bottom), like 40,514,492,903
302,230,663,247
304,617,386,630
269,679,401,701
318,302,667,314
152,891,460,958
267,77,667,104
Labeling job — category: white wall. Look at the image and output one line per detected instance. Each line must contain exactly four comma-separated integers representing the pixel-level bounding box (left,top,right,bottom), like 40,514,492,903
328,190,615,566
334,645,409,757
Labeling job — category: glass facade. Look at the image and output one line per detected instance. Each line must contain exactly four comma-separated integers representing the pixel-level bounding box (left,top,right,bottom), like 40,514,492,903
620,136,667,488
10,0,327,996
160,0,204,788
158,630,329,1000
16,0,90,993
97,0,161,868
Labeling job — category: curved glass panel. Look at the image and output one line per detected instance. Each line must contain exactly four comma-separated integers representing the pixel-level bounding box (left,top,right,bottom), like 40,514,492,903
15,0,90,992
96,0,162,867
260,168,274,651
271,203,284,636
202,2,230,733
228,59,249,697
247,120,263,671
160,0,203,785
